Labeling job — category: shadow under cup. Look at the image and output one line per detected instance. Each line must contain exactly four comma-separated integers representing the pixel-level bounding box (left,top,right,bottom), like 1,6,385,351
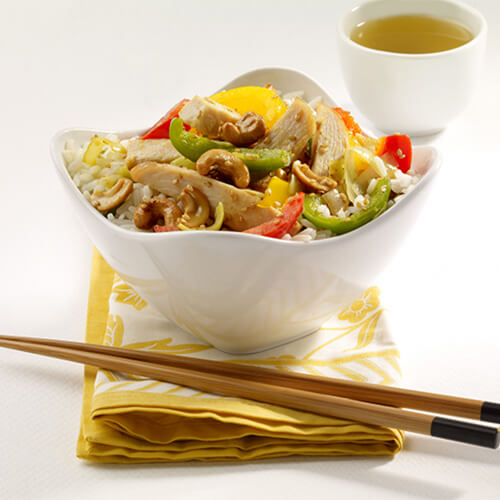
337,0,487,136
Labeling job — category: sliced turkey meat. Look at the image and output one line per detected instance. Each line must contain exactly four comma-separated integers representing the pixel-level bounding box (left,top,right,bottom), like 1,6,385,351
178,96,241,138
254,98,315,161
311,103,349,177
126,139,181,169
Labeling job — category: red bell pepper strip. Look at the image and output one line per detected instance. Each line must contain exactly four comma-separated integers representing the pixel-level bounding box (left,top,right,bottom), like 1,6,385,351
141,99,190,140
153,224,180,233
244,192,305,239
376,134,412,173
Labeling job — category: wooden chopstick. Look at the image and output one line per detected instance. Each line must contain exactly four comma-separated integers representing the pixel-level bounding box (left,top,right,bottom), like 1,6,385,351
0,335,498,449
2,334,499,425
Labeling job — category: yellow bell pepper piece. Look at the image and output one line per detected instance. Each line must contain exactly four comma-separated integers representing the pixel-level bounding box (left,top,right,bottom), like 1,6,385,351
258,177,290,208
210,86,287,129
83,137,126,166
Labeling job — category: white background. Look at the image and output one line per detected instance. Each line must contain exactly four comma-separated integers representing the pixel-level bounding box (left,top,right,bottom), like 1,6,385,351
1,1,499,499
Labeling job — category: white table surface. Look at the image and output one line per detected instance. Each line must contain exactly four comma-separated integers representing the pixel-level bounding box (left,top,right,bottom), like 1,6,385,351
1,1,499,498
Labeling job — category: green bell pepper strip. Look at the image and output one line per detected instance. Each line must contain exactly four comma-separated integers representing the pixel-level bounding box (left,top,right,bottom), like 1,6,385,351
169,118,233,162
234,147,292,172
302,178,391,235
169,118,292,172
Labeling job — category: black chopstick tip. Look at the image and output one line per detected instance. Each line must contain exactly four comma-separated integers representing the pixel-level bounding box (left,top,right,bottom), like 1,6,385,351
480,401,500,424
431,417,499,449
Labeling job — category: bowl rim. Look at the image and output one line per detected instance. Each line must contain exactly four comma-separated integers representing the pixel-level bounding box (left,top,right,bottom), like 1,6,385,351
50,66,442,247
337,0,488,59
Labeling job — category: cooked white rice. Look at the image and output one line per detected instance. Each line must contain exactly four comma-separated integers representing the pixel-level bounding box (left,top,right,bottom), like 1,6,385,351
63,135,165,232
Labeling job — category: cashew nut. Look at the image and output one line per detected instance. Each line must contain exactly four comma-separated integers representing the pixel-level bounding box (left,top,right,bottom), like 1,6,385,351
196,149,250,188
178,185,211,228
91,178,133,212
292,160,337,194
134,197,182,230
219,111,266,146
273,168,288,181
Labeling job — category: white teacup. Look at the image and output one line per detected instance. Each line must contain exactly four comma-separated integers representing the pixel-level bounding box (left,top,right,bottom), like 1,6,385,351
337,0,487,136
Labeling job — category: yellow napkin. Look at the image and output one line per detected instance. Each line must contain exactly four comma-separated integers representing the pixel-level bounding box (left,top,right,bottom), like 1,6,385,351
77,249,404,463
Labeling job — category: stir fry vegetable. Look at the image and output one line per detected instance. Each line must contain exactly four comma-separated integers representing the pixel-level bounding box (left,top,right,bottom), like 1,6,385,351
141,99,190,140
258,177,290,208
169,117,233,160
244,193,305,238
333,107,363,135
343,146,387,203
169,118,291,172
303,178,391,235
69,84,419,240
154,224,179,233
210,86,287,129
83,137,126,166
235,147,292,172
178,202,225,231
376,134,412,173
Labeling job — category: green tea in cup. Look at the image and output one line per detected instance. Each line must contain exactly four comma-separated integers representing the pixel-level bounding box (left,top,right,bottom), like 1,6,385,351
350,14,473,54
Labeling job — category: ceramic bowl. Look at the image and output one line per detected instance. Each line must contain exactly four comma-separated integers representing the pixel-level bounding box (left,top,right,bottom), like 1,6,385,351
337,0,487,135
50,67,440,353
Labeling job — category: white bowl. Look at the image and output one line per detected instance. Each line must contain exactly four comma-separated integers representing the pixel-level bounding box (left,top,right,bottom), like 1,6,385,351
337,0,487,135
50,67,441,354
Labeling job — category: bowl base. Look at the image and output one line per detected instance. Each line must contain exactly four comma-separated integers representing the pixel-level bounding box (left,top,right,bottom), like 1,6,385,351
210,327,320,355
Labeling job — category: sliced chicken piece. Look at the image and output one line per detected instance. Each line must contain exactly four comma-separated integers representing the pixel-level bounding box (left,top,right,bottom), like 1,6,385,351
130,162,278,231
178,96,241,138
126,139,181,169
311,103,349,177
254,98,315,161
